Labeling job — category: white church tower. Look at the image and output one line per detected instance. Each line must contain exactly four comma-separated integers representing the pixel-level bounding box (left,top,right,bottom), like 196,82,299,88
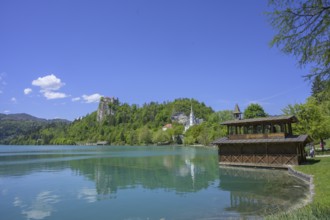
185,104,196,132
189,105,195,127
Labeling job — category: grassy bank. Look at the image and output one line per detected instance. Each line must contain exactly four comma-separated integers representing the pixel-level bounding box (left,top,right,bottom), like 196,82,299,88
266,157,330,219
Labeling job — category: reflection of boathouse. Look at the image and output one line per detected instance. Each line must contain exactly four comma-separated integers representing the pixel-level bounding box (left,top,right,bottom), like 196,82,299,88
212,105,311,168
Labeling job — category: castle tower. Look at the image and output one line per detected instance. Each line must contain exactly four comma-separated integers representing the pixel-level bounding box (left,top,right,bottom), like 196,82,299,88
233,104,242,120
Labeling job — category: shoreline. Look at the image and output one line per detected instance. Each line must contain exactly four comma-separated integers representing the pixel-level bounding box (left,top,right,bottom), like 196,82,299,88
287,166,315,211
218,164,315,217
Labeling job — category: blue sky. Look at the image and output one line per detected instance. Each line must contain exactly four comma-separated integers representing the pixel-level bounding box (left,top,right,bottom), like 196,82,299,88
1,0,311,120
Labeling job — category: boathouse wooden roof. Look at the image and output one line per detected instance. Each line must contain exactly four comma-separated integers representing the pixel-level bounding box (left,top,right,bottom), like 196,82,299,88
221,115,298,126
212,134,311,145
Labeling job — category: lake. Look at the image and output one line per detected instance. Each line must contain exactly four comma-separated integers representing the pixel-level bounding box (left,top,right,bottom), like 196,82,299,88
0,145,309,220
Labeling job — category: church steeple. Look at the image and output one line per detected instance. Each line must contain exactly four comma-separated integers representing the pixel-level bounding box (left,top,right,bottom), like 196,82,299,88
189,104,195,126
233,104,242,120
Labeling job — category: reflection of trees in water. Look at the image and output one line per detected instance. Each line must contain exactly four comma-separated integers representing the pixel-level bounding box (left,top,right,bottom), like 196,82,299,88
219,167,309,215
0,147,219,196
0,154,73,176
70,152,219,196
228,191,291,216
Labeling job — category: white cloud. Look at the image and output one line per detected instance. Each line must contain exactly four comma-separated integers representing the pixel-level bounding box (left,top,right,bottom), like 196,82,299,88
32,74,68,100
72,97,81,102
11,97,17,103
24,88,32,95
82,93,102,103
32,74,64,91
43,91,67,100
4,110,10,114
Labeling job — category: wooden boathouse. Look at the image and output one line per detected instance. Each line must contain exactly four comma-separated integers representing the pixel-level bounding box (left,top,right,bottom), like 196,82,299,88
212,106,311,168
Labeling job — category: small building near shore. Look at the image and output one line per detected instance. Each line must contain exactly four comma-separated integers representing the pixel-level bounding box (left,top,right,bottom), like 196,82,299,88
212,107,311,168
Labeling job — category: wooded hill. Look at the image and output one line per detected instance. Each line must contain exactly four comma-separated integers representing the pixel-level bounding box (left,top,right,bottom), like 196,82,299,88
0,98,233,145
0,113,70,145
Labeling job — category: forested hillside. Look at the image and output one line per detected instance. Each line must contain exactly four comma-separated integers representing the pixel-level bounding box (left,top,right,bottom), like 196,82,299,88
0,114,70,144
59,98,231,145
0,98,233,145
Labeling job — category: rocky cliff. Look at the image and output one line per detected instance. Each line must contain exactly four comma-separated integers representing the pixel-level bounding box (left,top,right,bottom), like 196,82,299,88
97,97,119,122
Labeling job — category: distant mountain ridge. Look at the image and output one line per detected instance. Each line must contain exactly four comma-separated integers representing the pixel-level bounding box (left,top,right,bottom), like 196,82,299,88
0,113,71,123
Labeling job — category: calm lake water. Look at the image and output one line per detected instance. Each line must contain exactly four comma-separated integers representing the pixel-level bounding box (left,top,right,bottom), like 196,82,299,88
0,145,309,220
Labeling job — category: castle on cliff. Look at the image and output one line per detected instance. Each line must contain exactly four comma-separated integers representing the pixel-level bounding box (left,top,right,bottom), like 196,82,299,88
97,97,119,122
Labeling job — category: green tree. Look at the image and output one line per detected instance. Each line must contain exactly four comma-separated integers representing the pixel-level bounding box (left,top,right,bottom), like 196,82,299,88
184,136,195,145
312,75,330,103
197,124,212,146
282,97,330,140
138,126,152,145
268,0,330,81
243,103,268,119
152,129,171,144
208,110,234,124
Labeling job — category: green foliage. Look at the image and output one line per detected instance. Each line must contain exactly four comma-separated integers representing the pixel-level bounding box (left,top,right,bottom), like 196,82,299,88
282,97,330,140
243,103,268,119
183,135,195,145
0,116,70,145
208,110,234,123
268,0,330,81
1,98,226,146
138,126,152,145
311,76,328,103
152,129,171,144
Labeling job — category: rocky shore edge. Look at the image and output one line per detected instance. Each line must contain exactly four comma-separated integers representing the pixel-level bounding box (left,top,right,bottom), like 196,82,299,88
288,166,315,207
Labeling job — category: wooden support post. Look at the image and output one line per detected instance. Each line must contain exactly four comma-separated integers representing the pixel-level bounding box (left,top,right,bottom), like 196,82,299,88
270,123,273,133
266,143,268,164
262,124,265,134
288,123,292,135
296,144,299,164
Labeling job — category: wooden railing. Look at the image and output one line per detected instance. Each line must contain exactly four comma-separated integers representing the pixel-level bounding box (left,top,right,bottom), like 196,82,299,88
228,133,285,140
219,154,298,167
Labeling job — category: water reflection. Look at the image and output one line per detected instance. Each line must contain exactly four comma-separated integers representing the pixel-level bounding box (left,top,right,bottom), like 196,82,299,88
77,187,98,203
0,146,309,219
219,166,309,216
14,191,59,220
69,147,217,195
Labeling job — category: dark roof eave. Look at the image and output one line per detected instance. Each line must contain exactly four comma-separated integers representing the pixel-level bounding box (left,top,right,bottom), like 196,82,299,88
212,134,311,145
220,115,298,126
